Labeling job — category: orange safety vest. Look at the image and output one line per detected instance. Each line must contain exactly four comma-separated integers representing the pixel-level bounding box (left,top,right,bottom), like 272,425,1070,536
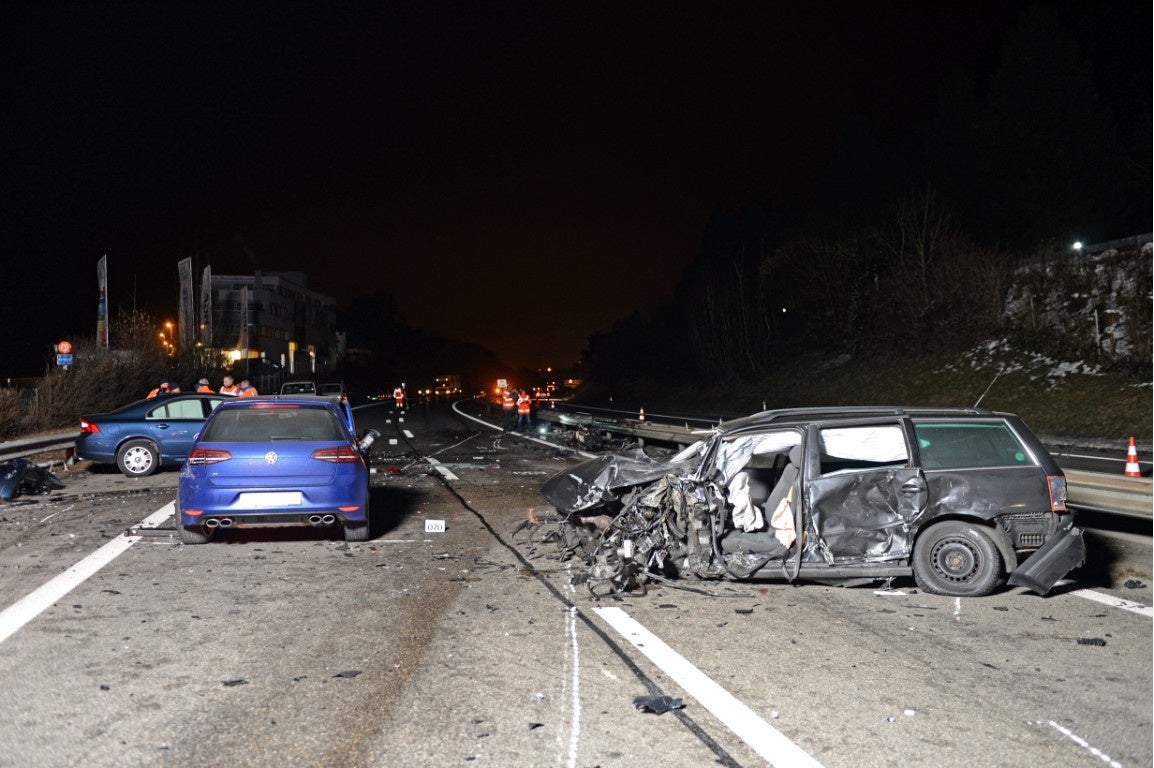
502,391,515,410
220,385,240,396
239,386,258,397
394,387,404,402
197,385,213,393
516,394,531,415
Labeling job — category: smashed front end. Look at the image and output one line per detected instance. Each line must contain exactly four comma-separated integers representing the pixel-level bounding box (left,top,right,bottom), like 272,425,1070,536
536,437,790,596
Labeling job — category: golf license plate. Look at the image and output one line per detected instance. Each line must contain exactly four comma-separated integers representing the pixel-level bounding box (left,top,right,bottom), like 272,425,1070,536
236,491,302,509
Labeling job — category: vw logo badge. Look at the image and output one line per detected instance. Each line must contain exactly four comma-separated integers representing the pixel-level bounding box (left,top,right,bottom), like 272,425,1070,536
264,451,278,465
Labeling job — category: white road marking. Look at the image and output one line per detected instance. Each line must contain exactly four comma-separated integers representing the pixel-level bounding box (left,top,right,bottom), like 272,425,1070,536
593,606,825,768
403,429,414,438
0,503,174,645
1044,720,1124,767
1071,588,1153,618
565,605,582,768
426,457,459,481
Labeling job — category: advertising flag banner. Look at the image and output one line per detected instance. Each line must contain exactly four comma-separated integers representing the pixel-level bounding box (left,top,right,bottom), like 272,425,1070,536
178,257,194,349
200,265,212,347
96,255,109,348
237,286,249,351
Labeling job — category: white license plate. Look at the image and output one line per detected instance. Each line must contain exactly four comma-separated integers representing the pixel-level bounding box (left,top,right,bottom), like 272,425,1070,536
236,491,302,509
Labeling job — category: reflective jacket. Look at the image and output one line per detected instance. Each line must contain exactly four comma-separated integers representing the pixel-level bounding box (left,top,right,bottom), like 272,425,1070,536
516,394,531,415
502,391,515,410
219,385,240,396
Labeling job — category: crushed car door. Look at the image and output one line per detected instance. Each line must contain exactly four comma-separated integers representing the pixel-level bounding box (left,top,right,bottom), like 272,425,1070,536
804,422,928,563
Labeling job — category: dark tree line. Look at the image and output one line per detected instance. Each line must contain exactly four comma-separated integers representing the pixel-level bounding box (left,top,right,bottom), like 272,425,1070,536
585,6,1150,387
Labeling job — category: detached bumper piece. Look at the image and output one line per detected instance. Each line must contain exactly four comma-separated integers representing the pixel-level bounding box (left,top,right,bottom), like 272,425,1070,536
1007,521,1085,595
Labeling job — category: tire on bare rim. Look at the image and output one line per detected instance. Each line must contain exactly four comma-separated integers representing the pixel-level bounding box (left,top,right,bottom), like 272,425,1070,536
912,520,1005,597
116,439,159,478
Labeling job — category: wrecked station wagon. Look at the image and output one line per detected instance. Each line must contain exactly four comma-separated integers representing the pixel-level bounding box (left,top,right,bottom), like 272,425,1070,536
539,407,1085,597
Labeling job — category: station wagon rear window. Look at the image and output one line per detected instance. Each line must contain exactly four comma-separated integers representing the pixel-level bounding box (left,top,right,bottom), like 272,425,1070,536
914,422,1034,469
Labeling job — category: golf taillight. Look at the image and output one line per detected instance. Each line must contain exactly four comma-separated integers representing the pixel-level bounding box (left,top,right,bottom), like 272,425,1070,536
79,420,99,434
187,448,232,465
311,446,359,463
1048,475,1068,513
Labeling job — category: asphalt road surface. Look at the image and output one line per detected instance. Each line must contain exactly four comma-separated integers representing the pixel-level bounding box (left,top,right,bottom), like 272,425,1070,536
0,398,1149,768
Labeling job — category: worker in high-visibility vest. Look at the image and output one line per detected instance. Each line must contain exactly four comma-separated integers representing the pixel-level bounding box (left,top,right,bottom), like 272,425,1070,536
238,379,258,397
147,379,178,398
219,376,240,396
501,388,516,431
196,378,213,393
516,390,532,433
393,385,405,411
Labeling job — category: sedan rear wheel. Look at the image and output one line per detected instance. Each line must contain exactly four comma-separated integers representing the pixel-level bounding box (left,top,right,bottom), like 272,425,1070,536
117,439,159,478
912,520,1005,597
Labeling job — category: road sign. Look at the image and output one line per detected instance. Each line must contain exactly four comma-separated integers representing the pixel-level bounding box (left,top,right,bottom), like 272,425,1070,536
57,341,72,354
56,354,73,366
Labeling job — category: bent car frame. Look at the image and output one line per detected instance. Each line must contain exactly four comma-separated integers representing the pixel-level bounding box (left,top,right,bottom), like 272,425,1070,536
539,406,1085,598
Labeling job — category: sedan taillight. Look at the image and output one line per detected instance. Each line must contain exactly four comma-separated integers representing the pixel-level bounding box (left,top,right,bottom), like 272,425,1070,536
79,420,99,434
187,448,232,465
311,446,359,463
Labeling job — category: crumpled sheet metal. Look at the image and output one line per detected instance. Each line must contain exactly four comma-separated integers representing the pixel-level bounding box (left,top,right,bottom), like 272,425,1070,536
805,468,924,563
541,448,680,513
0,459,65,501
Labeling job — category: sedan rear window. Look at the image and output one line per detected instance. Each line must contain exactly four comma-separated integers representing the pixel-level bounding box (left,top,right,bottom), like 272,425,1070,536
914,422,1034,469
204,407,343,442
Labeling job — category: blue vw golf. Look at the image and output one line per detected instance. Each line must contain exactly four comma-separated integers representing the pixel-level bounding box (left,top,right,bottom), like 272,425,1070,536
177,396,376,545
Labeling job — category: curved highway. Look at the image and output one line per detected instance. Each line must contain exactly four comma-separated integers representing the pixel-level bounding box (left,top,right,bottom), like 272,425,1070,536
0,397,1148,767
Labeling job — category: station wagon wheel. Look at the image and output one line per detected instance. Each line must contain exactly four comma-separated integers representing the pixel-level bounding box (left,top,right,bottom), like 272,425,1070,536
116,439,159,478
912,520,1005,597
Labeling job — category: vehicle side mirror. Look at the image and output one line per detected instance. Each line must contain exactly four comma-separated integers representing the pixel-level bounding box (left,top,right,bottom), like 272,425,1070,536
358,429,380,453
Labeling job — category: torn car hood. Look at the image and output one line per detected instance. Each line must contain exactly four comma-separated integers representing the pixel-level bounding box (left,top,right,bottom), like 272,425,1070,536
541,448,684,513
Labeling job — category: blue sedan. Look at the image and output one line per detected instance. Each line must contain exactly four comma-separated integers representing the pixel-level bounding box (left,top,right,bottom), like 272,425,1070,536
76,393,228,477
177,396,374,545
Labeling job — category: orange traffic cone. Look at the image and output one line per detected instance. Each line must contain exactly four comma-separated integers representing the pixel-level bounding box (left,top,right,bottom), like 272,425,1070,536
639,407,646,424
1124,437,1142,477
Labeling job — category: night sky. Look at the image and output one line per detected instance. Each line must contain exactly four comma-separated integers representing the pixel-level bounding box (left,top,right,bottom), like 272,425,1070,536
1,2,1149,376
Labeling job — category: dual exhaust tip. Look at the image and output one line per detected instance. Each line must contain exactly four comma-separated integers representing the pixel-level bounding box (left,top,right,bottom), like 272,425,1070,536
202,514,337,528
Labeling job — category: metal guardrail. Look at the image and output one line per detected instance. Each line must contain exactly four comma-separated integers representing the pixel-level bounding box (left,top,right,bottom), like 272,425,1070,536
0,432,76,462
1064,469,1153,519
536,409,1153,519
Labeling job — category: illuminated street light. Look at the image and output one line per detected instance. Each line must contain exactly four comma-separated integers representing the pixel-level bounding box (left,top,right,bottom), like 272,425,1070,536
1072,241,1083,252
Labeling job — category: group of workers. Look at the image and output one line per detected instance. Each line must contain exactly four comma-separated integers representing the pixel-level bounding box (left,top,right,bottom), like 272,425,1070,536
146,375,258,399
501,388,533,433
